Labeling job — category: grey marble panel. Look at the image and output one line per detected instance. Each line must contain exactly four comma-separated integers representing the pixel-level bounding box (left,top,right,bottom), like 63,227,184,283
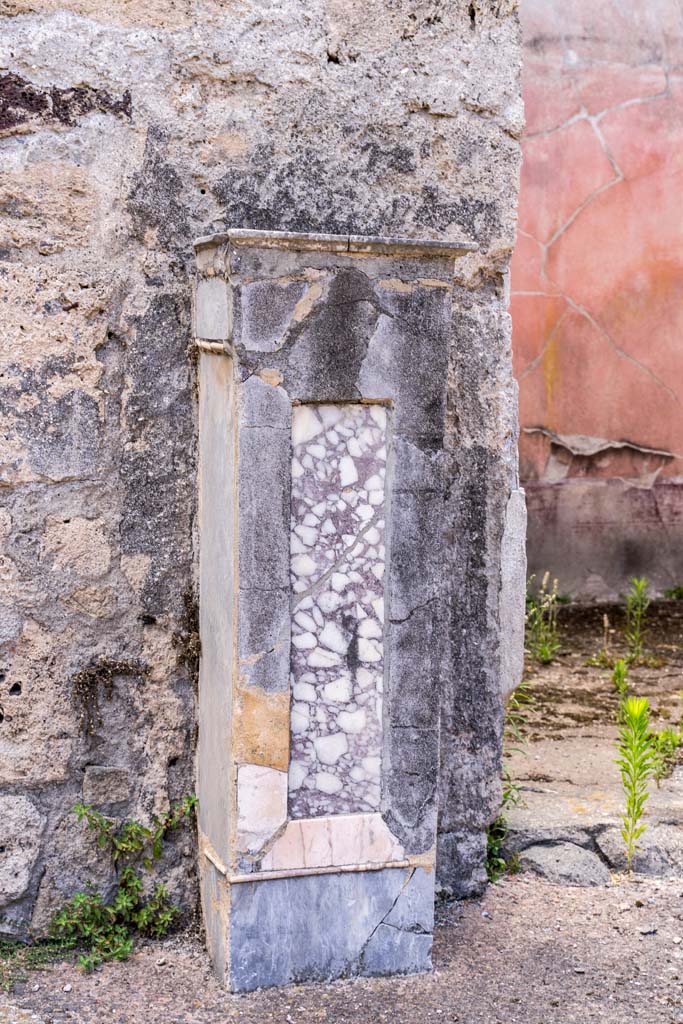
228,866,432,992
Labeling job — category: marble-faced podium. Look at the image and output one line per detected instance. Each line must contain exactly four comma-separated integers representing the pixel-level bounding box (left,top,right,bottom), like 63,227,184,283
194,229,474,992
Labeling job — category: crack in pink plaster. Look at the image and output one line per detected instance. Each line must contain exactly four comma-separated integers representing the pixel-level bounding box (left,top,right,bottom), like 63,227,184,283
515,100,682,406
526,75,671,142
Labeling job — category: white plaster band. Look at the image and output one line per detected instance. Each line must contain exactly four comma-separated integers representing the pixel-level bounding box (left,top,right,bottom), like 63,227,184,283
194,227,477,258
203,843,229,877
195,340,228,354
222,860,417,884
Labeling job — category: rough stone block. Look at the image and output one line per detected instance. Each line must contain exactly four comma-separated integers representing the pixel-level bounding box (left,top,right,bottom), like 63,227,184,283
385,726,439,854
596,825,683,877
239,375,291,429
520,843,611,887
436,829,488,899
386,605,443,729
386,491,444,622
358,288,450,442
30,809,117,932
237,588,290,693
238,279,308,352
390,436,447,494
270,268,381,402
0,796,44,907
82,766,132,808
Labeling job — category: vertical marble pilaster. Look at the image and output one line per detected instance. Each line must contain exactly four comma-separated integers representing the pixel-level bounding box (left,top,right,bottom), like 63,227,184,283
196,230,472,991
289,403,387,817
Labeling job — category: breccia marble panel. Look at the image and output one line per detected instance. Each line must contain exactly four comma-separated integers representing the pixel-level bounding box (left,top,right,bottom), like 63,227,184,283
288,403,387,818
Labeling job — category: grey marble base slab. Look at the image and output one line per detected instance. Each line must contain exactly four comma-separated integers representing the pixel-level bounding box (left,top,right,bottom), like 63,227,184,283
227,866,434,992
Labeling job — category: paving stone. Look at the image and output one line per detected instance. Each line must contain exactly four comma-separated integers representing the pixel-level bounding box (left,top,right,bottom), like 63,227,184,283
596,825,683,877
519,843,611,887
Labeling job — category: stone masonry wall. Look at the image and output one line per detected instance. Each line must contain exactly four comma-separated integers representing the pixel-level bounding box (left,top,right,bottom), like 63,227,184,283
0,0,522,933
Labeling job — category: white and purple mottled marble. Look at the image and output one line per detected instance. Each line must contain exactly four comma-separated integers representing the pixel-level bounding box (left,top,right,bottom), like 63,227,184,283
289,403,387,818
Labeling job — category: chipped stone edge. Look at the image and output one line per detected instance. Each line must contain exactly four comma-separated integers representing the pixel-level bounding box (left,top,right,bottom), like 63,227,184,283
194,227,477,259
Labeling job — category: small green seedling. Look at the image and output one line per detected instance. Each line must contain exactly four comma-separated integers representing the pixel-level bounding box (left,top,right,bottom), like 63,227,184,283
616,696,654,873
487,681,533,882
664,586,683,600
624,576,651,664
650,724,683,787
612,659,629,698
525,572,561,664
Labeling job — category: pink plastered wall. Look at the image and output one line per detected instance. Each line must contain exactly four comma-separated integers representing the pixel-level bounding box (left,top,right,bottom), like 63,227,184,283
512,0,683,599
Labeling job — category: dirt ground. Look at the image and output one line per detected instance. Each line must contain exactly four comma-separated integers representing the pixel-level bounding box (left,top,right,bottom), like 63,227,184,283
3,875,683,1024
3,601,683,1024
505,601,683,869
524,600,683,739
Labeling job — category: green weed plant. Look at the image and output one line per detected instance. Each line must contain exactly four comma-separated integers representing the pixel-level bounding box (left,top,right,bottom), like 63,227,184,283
49,795,197,973
616,696,654,873
525,572,561,664
624,576,651,664
486,679,534,881
650,724,683,787
0,937,72,994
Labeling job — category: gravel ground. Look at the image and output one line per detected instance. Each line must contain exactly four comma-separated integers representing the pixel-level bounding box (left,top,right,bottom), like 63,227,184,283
3,874,683,1024
4,601,683,1024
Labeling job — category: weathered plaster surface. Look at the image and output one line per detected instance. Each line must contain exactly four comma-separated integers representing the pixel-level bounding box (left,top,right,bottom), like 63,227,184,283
1,1,522,932
512,0,683,597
